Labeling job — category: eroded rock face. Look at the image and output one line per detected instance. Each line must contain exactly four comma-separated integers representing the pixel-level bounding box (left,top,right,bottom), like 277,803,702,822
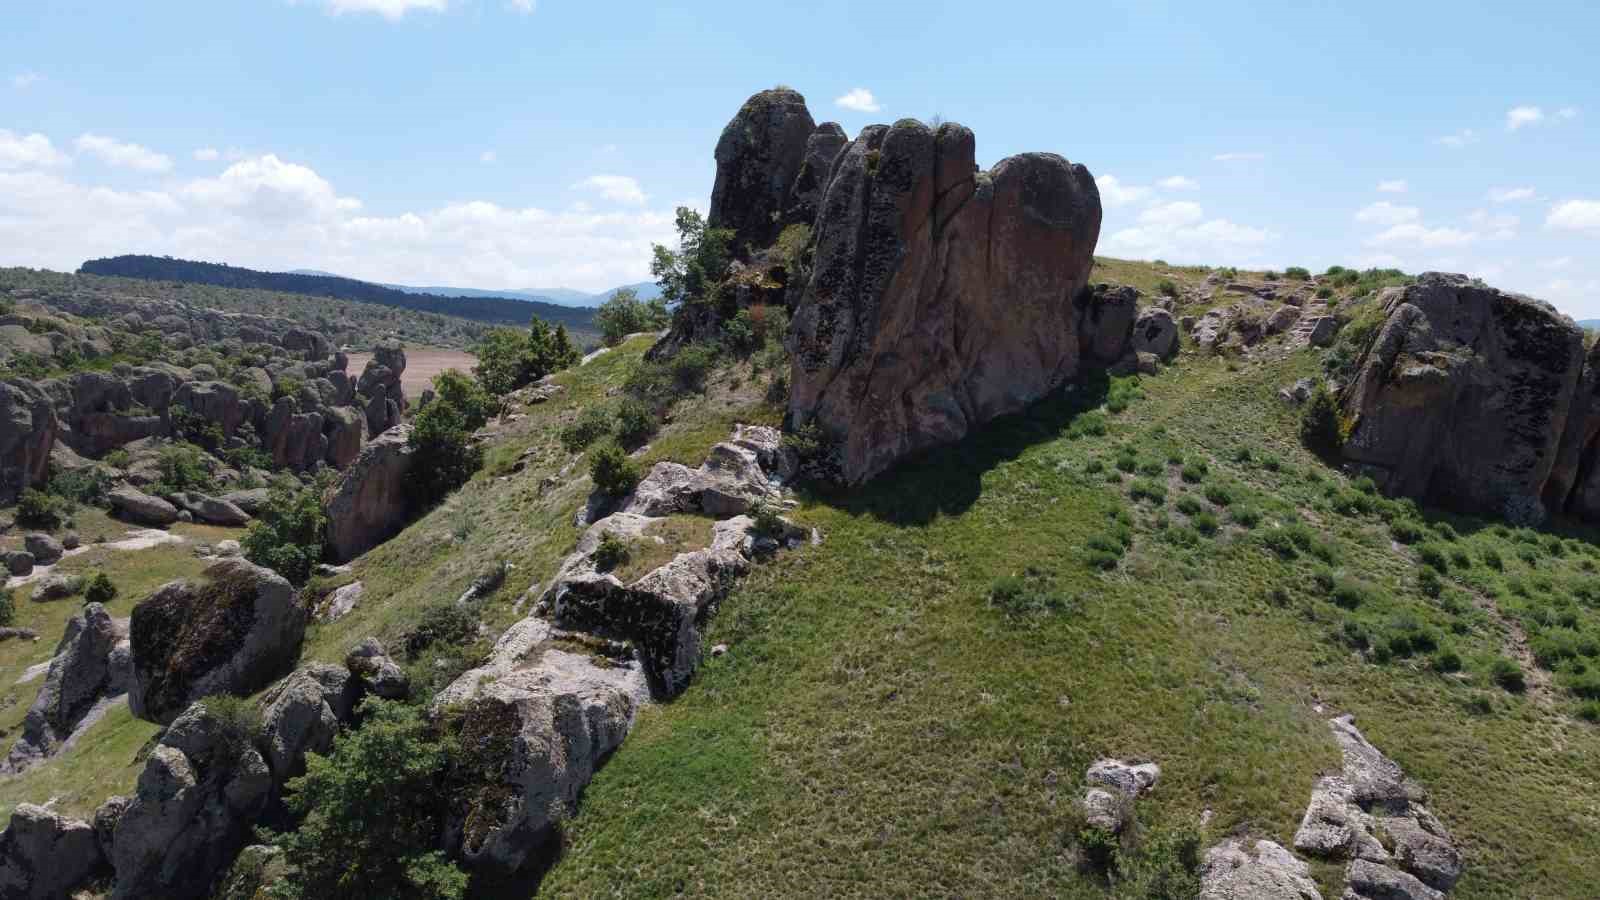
709,87,818,257
1132,307,1179,360
788,118,1101,484
0,803,104,900
1293,715,1462,895
1340,273,1585,524
4,603,127,772
128,561,306,724
0,379,57,505
258,663,357,780
110,703,274,900
323,424,416,563
1079,284,1140,365
1199,839,1323,900
784,121,849,229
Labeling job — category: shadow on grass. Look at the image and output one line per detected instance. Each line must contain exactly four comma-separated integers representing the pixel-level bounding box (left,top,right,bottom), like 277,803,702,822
798,369,1112,527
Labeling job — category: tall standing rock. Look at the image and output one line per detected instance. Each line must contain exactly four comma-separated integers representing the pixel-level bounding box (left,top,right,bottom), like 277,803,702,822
322,424,416,563
782,121,849,230
1339,273,1585,523
708,87,817,257
0,379,57,504
788,119,1102,484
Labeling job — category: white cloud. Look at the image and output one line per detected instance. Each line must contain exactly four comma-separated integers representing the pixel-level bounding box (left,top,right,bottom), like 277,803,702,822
1488,186,1535,203
10,72,43,89
1212,151,1265,162
508,0,535,11
183,154,361,222
1138,201,1204,227
1558,106,1580,120
75,134,173,173
1435,129,1478,148
194,147,220,162
1377,180,1408,194
1506,106,1545,131
1355,201,1420,227
1094,175,1152,209
1548,199,1600,233
0,130,70,169
479,150,497,164
834,88,881,113
572,174,647,206
1158,175,1198,190
1467,209,1519,239
1540,257,1574,271
1366,223,1478,249
315,0,450,18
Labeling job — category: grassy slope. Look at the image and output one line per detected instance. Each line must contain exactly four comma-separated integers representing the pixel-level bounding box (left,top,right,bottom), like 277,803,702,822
531,264,1600,899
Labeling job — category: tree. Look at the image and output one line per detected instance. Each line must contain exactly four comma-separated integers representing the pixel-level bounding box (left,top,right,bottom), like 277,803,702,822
84,573,117,606
595,287,670,346
270,698,468,900
241,485,327,586
589,442,641,496
1300,384,1345,456
650,207,735,309
427,369,495,432
472,317,581,396
406,372,487,509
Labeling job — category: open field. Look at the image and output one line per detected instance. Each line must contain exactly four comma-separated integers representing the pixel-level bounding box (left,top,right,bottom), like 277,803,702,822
347,347,478,399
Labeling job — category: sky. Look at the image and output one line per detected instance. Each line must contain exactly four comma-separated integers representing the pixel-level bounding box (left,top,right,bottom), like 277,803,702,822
2,0,1598,314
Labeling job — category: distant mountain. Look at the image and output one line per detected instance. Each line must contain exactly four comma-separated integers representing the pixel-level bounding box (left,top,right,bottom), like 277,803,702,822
80,255,597,335
517,282,665,306
1580,319,1600,330
279,268,661,308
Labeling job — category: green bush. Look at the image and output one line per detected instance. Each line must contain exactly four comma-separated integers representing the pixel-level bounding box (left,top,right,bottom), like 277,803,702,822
1490,657,1526,692
1315,286,1334,299
1176,496,1203,516
1284,266,1311,281
1300,384,1344,455
1193,510,1220,536
0,588,13,627
1110,824,1203,900
1129,478,1167,505
561,407,614,453
670,342,720,393
407,378,487,509
593,531,630,572
403,602,480,659
749,500,786,538
15,488,64,530
613,398,659,450
1432,646,1464,673
1230,506,1262,528
1203,484,1234,507
988,567,1070,617
595,286,670,347
589,442,641,497
198,694,264,768
1417,543,1450,572
1115,450,1138,473
1180,461,1208,483
1330,577,1375,610
472,319,580,396
156,444,216,494
1261,453,1281,472
48,467,112,506
241,485,327,586
1155,279,1179,298
1390,519,1425,544
84,573,117,606
271,698,468,900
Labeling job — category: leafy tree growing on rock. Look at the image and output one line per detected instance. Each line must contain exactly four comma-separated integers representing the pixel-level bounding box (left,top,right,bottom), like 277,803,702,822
595,287,670,346
241,484,327,586
406,371,489,509
651,207,734,310
472,317,580,395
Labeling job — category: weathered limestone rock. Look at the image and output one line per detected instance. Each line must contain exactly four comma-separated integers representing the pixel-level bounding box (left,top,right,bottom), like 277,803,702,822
109,484,180,526
1307,316,1340,347
1132,307,1179,360
110,703,274,900
1080,758,1160,833
0,804,104,900
619,438,783,518
1267,304,1303,335
788,118,1101,484
345,637,409,699
322,424,416,563
128,561,306,724
0,379,57,504
173,380,248,440
21,533,61,566
1345,857,1445,900
218,488,271,516
1200,839,1323,900
321,405,365,469
4,603,126,771
1340,273,1585,524
1293,715,1462,895
170,491,251,527
709,87,818,257
258,663,357,779
1079,284,1140,365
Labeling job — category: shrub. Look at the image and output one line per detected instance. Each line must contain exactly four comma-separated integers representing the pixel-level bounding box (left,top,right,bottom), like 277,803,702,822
1390,519,1425,544
989,567,1070,617
103,448,131,470
589,442,641,497
670,342,720,393
1129,478,1167,504
84,573,117,606
1490,657,1526,692
1233,446,1254,465
1418,568,1443,598
403,602,479,659
1284,266,1311,281
1316,286,1335,299
1084,459,1104,474
1203,484,1234,507
1300,384,1344,455
1156,279,1178,298
1112,823,1203,900
1067,412,1108,440
1417,544,1450,572
1230,506,1262,528
1261,453,1281,472
1176,496,1203,516
1136,460,1164,477
749,500,786,538
15,488,64,530
271,698,468,900
0,588,13,627
428,370,496,432
1330,578,1374,610
595,286,669,347
1341,619,1372,651
48,467,112,506
1180,461,1208,484
406,392,485,511
1432,646,1464,673
560,406,614,453
1115,449,1138,473
241,485,327,586
593,531,630,572
156,444,216,494
1193,510,1220,536
613,397,659,449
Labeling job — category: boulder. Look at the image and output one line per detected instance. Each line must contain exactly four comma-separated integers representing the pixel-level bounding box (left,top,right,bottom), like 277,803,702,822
30,573,84,602
109,702,274,900
1078,284,1140,364
4,603,126,771
262,398,326,472
788,118,1101,484
173,381,247,441
708,87,818,257
1547,338,1600,516
317,580,363,622
128,560,306,724
1132,307,1179,360
109,484,180,526
21,533,61,565
1080,758,1160,833
322,424,416,563
1340,273,1585,523
1199,839,1323,900
0,804,103,900
1345,858,1445,900
281,327,332,361
1307,315,1340,347
0,379,58,504
433,618,647,874
344,637,409,700
258,664,357,779
218,488,271,516
4,551,33,577
1192,309,1231,350
171,492,251,527
321,405,365,469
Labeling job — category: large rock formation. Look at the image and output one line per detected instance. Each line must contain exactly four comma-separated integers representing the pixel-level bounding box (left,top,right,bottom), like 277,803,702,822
0,379,57,504
787,118,1102,484
4,603,130,772
783,121,849,229
323,424,416,563
127,561,306,724
108,484,181,526
1340,273,1585,524
708,87,818,257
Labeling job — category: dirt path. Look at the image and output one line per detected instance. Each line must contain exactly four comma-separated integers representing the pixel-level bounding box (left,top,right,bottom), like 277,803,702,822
346,348,478,399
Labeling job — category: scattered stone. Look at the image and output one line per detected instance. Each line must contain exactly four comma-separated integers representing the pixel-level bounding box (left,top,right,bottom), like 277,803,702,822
21,533,62,566
61,531,80,551
1267,305,1303,335
214,540,241,558
0,628,38,642
170,492,251,527
344,637,409,700
1080,758,1160,833
30,573,84,602
1307,316,1340,347
1280,378,1317,405
318,580,363,622
4,551,34,577
1199,839,1323,900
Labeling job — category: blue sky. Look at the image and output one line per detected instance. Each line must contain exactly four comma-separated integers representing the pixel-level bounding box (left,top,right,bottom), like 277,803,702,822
3,0,1598,314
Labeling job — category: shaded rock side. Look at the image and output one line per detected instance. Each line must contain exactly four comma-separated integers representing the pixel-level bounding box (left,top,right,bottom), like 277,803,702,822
128,560,306,724
788,118,1102,484
4,603,127,772
0,804,104,900
0,379,57,505
708,87,818,257
1340,273,1585,524
322,423,416,563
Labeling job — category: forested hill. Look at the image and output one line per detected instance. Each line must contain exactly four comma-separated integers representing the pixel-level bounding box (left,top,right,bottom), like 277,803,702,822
79,254,597,333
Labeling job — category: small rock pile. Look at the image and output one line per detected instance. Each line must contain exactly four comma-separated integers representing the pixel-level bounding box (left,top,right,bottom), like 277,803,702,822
1080,758,1161,834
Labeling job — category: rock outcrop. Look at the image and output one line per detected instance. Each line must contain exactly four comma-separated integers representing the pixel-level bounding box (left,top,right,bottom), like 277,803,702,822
258,663,357,780
708,87,818,257
108,484,180,527
1340,273,1585,524
1199,839,1323,900
323,424,416,563
1078,284,1140,365
1080,758,1160,833
170,491,251,527
0,379,57,504
0,804,104,900
1292,715,1462,896
128,561,306,724
787,117,1102,484
1132,306,1179,360
4,603,129,772
783,121,849,229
